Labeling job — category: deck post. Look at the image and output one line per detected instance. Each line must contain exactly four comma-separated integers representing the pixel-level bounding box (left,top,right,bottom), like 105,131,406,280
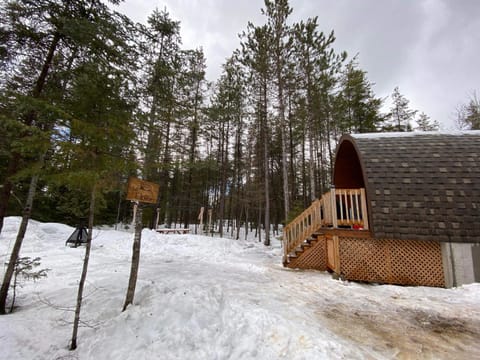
330,185,337,228
360,188,369,230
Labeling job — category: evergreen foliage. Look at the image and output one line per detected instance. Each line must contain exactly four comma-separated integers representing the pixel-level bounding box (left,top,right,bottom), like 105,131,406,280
415,112,439,131
456,92,480,130
0,0,445,247
383,86,417,132
7,256,49,313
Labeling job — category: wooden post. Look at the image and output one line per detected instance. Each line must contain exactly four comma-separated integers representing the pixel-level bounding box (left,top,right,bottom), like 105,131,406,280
333,235,341,274
360,188,369,230
354,191,360,223
207,209,213,236
131,202,138,231
330,186,338,228
155,208,160,230
198,207,204,234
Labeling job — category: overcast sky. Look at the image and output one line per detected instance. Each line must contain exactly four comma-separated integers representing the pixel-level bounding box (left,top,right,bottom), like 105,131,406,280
116,0,480,129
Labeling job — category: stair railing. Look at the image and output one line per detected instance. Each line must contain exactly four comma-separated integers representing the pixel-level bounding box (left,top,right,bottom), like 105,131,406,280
283,188,368,263
283,194,330,262
334,188,369,229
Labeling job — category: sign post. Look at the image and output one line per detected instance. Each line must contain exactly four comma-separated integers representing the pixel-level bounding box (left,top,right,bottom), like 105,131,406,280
208,208,213,236
123,177,160,312
198,207,205,234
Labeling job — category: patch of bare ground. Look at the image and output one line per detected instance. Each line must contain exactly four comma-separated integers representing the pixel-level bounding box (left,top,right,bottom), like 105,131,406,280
318,303,480,359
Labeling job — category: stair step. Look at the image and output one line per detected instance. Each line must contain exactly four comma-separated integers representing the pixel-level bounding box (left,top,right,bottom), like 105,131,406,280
295,249,304,256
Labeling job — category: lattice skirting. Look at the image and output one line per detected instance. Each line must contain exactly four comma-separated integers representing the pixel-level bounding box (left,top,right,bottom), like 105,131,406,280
287,236,328,271
338,237,445,287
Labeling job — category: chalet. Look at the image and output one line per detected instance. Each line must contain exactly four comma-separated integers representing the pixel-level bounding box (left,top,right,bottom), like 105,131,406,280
283,131,480,287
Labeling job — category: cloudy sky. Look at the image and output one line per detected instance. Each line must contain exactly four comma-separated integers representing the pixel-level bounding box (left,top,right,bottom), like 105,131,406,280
116,0,480,129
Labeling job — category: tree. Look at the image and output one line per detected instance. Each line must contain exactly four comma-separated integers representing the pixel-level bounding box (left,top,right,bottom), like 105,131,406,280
456,92,480,130
336,60,384,134
292,19,348,203
0,0,135,232
0,0,137,315
383,87,417,132
241,23,272,245
416,112,439,131
70,182,96,350
7,257,49,313
122,202,143,311
178,49,207,228
207,58,244,237
139,8,182,227
54,56,137,343
263,0,293,229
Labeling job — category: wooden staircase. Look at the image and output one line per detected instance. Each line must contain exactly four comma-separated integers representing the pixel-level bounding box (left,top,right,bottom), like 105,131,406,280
286,232,321,262
284,231,327,269
283,188,368,269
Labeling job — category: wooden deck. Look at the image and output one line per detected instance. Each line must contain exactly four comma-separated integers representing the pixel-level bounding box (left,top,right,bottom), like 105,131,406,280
283,188,368,265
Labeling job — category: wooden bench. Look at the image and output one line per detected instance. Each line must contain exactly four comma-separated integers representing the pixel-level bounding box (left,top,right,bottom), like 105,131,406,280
156,228,190,235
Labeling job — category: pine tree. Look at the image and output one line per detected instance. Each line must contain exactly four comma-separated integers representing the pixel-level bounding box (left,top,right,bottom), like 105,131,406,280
336,60,384,134
293,17,343,201
416,112,439,131
178,49,207,228
139,8,182,226
207,57,246,237
383,86,417,132
263,0,293,230
456,92,480,130
241,23,272,245
0,0,137,233
0,0,137,315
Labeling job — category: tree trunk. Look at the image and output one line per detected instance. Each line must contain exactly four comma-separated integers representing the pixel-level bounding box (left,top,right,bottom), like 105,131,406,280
0,151,45,314
279,83,289,223
123,203,143,311
263,117,270,246
307,81,316,201
70,182,96,350
309,126,316,202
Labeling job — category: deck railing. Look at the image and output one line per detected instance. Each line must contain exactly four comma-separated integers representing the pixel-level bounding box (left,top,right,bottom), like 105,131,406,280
283,188,368,263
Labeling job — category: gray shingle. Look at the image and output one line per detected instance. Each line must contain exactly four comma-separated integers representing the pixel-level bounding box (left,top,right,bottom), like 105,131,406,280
336,132,480,243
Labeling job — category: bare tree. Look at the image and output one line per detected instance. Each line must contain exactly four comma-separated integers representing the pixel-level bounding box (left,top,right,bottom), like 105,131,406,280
70,182,96,350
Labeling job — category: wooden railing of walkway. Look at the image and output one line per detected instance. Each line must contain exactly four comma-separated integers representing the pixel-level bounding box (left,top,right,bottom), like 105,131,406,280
283,188,368,263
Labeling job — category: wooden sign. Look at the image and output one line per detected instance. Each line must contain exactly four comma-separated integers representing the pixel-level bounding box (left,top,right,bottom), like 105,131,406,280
126,177,159,204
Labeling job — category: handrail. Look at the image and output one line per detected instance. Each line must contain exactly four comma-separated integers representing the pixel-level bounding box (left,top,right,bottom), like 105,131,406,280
334,188,369,229
283,188,368,263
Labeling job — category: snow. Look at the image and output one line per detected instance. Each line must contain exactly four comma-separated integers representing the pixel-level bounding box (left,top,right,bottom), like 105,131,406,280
1,217,479,359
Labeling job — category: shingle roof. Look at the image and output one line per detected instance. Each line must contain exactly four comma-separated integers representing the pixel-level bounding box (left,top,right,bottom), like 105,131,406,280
340,131,480,243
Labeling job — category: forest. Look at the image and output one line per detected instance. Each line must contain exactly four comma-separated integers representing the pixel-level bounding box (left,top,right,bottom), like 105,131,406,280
1,0,479,243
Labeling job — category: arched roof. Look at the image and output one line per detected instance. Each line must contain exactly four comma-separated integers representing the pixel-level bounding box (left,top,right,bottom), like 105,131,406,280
334,131,480,243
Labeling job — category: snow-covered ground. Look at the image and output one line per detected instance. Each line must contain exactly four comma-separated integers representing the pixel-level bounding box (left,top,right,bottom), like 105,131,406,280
1,217,479,359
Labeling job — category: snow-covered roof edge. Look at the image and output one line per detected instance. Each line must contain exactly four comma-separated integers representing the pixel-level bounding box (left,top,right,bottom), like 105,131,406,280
350,130,480,139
